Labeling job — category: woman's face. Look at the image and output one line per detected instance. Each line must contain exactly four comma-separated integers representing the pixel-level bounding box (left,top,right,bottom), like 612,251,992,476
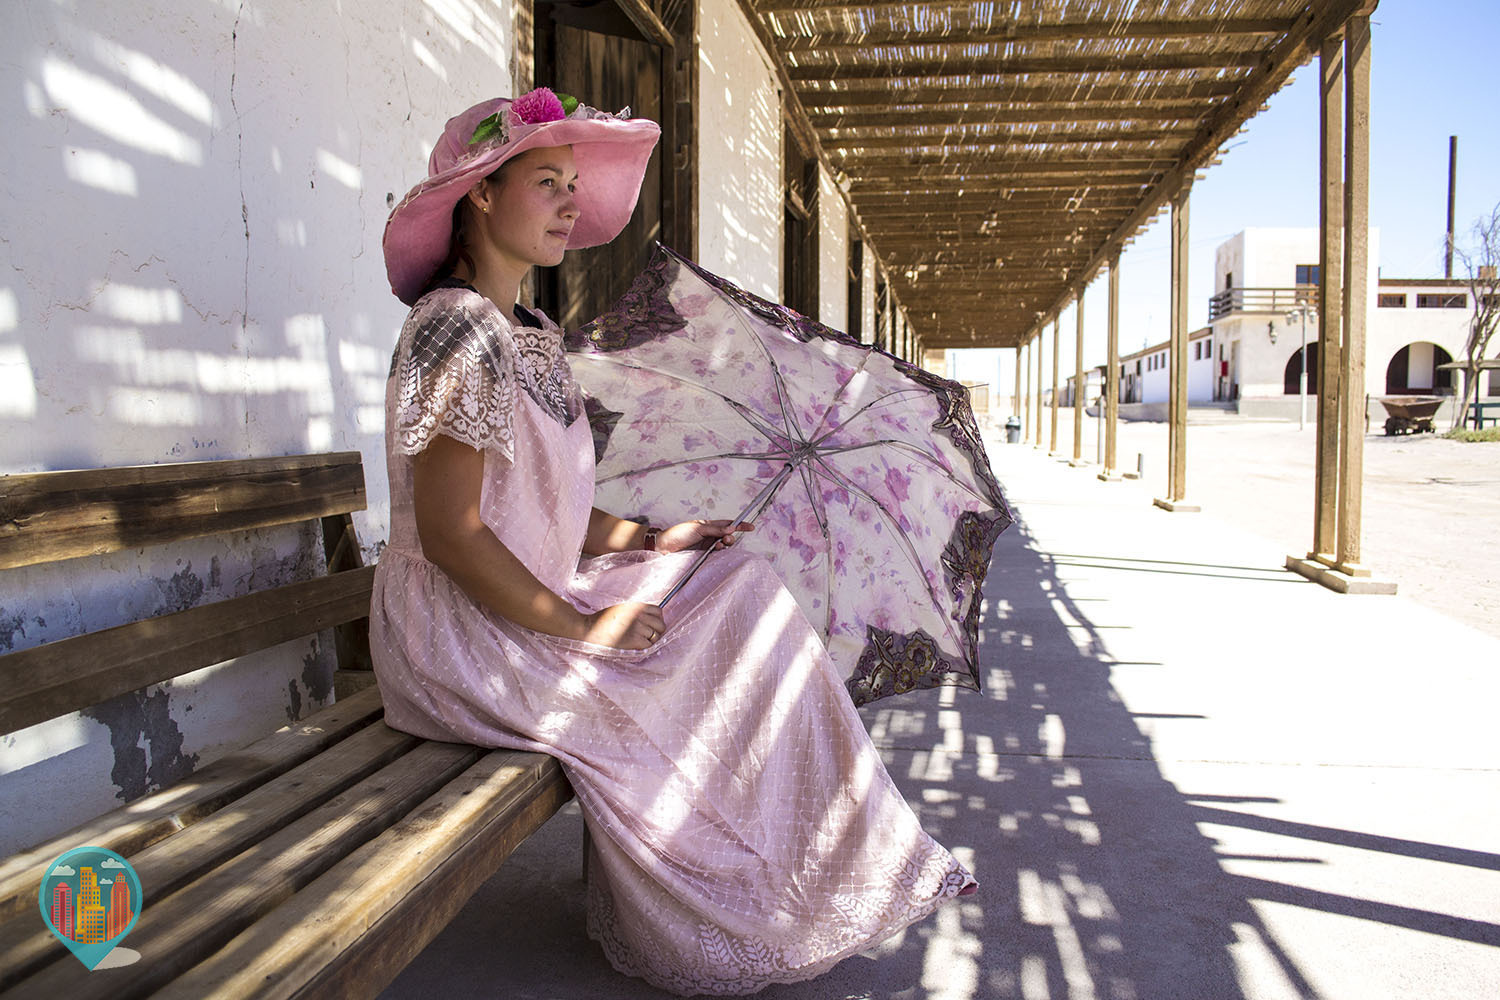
471,145,580,273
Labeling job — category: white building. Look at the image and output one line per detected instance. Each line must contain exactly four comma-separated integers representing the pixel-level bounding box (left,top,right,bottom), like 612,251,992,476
1113,228,1489,421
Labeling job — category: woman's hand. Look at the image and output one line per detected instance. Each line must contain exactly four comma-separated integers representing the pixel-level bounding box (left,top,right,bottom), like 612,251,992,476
655,519,754,554
582,601,667,649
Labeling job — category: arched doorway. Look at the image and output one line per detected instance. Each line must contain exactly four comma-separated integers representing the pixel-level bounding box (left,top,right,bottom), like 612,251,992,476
1386,342,1454,394
1283,342,1320,395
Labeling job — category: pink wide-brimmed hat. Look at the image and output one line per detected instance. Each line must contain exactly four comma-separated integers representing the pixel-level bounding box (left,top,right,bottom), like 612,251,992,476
383,88,661,305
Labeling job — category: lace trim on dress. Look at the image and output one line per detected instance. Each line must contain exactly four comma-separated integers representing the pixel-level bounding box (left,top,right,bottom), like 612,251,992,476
390,287,582,458
585,840,972,996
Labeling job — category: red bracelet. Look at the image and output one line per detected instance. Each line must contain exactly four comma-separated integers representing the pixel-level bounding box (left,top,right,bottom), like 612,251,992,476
643,527,659,551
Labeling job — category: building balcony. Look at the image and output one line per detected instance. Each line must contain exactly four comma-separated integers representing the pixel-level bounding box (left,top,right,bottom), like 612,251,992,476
1208,285,1319,321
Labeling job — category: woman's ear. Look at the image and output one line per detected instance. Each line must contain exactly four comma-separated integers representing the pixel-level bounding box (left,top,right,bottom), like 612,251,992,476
465,178,493,218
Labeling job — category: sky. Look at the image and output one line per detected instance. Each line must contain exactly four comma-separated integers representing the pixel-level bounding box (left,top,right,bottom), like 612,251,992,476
952,1,1500,397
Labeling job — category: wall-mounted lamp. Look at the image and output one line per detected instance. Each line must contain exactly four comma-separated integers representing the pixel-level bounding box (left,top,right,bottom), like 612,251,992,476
1267,320,1277,344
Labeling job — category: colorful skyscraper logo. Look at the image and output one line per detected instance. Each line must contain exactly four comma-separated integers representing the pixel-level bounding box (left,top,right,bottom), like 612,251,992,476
37,847,142,970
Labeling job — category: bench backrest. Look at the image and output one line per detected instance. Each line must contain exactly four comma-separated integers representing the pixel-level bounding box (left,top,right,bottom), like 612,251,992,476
0,452,373,735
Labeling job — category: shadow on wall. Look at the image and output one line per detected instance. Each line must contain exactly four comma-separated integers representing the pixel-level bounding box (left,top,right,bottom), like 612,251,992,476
0,0,515,508
0,0,513,853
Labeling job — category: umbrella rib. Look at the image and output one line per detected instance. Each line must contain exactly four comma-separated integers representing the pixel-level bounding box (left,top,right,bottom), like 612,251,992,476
793,457,835,641
804,347,879,443
807,455,969,657
700,277,809,446
818,438,1001,508
807,387,936,449
574,355,791,445
596,451,782,485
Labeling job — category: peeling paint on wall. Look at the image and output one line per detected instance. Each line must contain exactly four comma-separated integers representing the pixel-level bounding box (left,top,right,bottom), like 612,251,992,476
81,688,200,803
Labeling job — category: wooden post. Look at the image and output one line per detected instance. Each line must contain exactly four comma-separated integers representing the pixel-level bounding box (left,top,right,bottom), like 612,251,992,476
1155,182,1199,511
1021,337,1031,441
1336,14,1371,575
1072,288,1087,463
1035,324,1046,448
1100,254,1122,480
1014,343,1024,431
1049,315,1061,455
1313,34,1344,563
1286,16,1395,596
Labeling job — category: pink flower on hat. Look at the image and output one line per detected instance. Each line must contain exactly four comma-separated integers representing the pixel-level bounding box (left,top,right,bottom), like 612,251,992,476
511,87,568,125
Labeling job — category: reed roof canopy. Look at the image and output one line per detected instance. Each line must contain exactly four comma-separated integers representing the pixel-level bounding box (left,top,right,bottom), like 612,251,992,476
739,0,1380,349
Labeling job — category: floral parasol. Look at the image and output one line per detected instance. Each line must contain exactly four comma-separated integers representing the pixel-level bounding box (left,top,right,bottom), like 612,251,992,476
565,244,1011,705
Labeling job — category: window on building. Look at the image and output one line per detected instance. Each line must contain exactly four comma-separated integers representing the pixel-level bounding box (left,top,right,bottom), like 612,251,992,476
1225,271,1233,290
1378,293,1407,308
1295,264,1321,286
1416,293,1467,309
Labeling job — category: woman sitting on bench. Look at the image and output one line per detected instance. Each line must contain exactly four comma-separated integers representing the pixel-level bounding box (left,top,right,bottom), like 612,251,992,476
373,87,975,996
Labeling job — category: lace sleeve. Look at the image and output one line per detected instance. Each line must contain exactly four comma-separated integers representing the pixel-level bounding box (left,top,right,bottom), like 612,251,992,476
391,288,518,460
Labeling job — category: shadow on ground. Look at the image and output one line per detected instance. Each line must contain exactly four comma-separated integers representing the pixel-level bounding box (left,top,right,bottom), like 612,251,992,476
381,489,1499,999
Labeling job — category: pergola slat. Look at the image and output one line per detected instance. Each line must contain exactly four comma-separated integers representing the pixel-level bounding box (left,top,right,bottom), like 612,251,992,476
741,0,1378,349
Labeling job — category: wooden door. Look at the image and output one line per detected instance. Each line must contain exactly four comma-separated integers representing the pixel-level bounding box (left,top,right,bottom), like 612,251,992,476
533,2,669,332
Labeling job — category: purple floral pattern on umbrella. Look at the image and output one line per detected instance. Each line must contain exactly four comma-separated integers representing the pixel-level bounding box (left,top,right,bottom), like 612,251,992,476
566,243,1011,705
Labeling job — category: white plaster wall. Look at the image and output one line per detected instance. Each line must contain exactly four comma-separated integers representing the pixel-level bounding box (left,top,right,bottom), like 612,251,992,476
1189,333,1216,402
1141,347,1170,402
0,0,515,855
1370,281,1473,392
695,0,780,299
1241,228,1321,287
1216,234,1246,291
817,166,848,333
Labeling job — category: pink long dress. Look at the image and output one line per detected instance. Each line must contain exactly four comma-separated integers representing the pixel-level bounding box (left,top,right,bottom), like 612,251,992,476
370,283,974,996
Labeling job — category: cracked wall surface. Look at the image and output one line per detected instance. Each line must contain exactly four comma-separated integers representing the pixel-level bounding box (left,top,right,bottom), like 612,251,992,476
0,0,513,855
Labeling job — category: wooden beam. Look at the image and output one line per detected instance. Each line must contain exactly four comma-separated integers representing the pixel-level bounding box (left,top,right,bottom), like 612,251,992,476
1336,13,1371,574
787,52,1261,82
1313,34,1344,562
822,122,1201,140
831,138,1194,161
849,159,1173,180
0,567,376,735
0,452,366,570
815,104,1216,128
613,0,675,48
798,80,1244,108
1073,287,1087,461
762,10,1294,42
1049,315,1062,454
1103,254,1121,477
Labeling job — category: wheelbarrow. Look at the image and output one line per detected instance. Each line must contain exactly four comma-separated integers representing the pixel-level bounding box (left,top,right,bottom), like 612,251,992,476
1376,396,1444,435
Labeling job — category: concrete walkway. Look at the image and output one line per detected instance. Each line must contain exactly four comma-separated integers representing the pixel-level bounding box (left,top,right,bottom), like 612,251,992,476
382,428,1500,1000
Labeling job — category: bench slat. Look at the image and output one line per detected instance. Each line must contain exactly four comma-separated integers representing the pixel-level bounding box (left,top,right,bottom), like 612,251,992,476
0,718,417,990
5,741,483,1000
152,751,572,1000
0,452,365,570
0,684,385,926
0,565,376,735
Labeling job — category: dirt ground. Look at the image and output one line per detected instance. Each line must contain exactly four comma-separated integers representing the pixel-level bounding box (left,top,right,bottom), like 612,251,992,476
1002,409,1500,640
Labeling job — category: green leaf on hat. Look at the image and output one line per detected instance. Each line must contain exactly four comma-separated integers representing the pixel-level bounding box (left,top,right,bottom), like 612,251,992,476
469,113,504,145
559,93,580,115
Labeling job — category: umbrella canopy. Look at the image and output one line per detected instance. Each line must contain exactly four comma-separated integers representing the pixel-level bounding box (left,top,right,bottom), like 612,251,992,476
565,244,1011,705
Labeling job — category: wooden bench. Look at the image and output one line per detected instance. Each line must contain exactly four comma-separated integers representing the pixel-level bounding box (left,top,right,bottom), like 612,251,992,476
0,452,573,998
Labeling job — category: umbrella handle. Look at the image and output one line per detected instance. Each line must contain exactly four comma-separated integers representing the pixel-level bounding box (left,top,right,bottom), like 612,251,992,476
657,463,793,609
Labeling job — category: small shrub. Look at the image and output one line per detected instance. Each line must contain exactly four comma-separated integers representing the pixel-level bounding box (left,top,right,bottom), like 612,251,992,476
1443,427,1500,442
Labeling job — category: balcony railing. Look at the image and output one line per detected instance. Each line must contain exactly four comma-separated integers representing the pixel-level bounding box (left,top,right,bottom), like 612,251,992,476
1208,285,1319,321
